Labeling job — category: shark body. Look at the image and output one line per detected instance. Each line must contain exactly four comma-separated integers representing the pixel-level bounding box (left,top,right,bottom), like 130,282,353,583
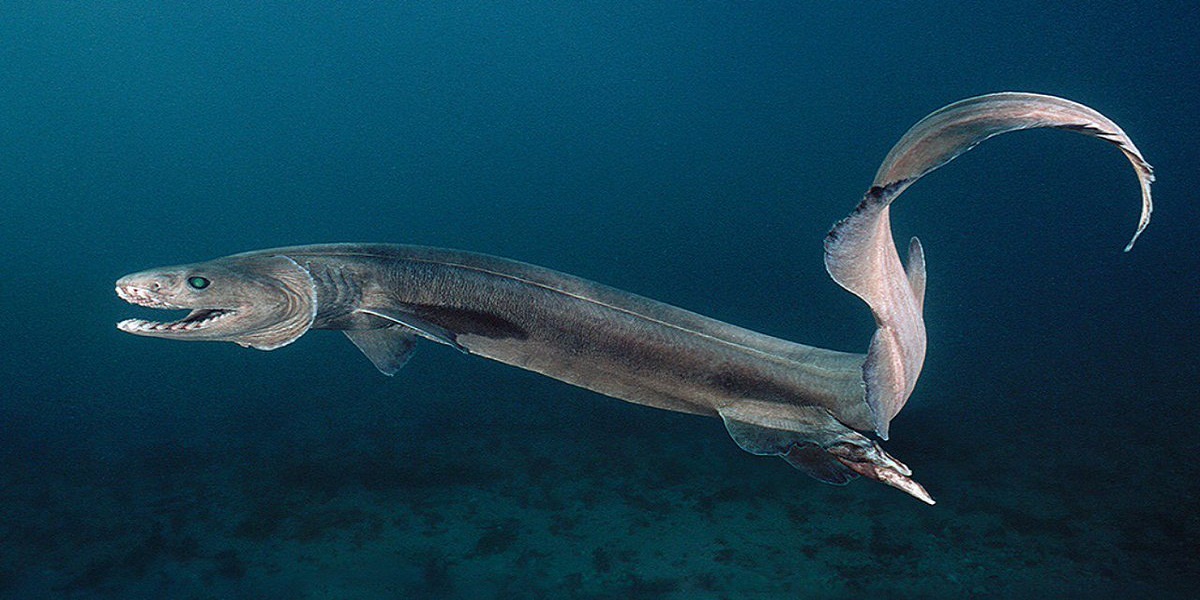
116,93,1154,504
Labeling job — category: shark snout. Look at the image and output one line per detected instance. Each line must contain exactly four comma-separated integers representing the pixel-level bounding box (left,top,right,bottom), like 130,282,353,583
116,270,175,289
115,271,184,309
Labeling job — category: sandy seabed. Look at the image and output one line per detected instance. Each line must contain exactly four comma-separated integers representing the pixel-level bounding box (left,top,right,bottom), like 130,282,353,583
2,390,1196,600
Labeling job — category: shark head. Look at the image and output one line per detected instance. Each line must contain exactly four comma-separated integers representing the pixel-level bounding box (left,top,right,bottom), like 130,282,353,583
115,253,317,350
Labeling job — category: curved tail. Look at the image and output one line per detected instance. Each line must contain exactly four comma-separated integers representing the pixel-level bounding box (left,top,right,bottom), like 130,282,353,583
824,92,1155,440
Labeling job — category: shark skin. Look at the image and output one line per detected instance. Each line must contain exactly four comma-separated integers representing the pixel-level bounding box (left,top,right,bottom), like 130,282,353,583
115,93,1153,505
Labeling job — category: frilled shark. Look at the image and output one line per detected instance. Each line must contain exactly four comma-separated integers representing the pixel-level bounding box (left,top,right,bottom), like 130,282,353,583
115,93,1154,504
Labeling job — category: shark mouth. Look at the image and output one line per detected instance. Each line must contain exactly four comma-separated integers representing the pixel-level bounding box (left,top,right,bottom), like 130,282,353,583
116,284,235,333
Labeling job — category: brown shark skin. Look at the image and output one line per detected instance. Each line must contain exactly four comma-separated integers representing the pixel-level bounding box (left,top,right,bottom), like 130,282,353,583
259,244,876,424
117,244,924,496
115,93,1153,505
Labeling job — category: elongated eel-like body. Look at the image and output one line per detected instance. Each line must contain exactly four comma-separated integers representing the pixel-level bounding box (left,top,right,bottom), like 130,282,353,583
114,93,1154,504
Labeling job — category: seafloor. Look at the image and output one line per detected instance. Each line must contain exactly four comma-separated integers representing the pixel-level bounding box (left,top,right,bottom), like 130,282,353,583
2,370,1196,599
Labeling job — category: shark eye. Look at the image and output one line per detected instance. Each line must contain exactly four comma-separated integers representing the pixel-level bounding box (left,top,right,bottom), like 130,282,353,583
187,276,211,290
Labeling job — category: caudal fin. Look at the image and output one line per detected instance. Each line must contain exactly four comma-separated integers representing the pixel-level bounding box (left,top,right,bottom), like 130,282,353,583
824,92,1154,439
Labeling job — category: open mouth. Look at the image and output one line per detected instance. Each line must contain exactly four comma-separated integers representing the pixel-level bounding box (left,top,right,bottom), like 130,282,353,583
116,284,235,334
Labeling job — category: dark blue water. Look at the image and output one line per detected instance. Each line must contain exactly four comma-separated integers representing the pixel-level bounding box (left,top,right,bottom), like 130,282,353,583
2,2,1196,598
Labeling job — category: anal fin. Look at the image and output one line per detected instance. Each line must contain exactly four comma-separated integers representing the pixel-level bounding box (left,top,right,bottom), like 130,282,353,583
719,403,859,485
718,401,934,504
780,444,858,485
344,326,419,376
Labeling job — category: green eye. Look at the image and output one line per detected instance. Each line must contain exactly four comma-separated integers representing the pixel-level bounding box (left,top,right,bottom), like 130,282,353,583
187,276,210,290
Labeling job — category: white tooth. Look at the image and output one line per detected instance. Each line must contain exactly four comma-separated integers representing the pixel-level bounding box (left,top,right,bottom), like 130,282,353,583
118,318,155,332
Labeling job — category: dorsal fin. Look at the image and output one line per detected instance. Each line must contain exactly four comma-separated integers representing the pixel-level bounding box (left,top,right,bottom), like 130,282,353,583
906,237,926,314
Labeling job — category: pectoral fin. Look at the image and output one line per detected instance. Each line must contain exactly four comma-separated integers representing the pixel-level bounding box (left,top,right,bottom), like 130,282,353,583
344,326,420,376
356,308,468,353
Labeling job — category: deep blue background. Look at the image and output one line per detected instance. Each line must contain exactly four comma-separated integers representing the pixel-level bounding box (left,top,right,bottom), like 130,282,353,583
1,2,1196,597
